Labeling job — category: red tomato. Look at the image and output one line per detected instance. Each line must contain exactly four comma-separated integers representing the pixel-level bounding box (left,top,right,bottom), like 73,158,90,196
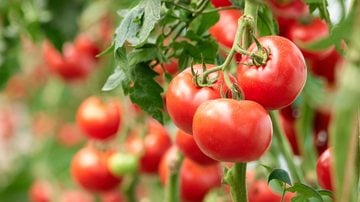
166,64,231,134
193,99,272,162
153,60,179,84
316,148,333,190
71,147,122,192
248,180,295,202
175,129,217,165
42,41,94,81
76,97,121,140
209,9,242,49
59,190,94,202
285,18,333,60
74,35,101,60
268,0,309,36
125,119,172,173
210,0,232,7
313,111,331,155
266,0,308,18
159,147,222,202
237,36,307,110
29,180,52,202
309,49,342,85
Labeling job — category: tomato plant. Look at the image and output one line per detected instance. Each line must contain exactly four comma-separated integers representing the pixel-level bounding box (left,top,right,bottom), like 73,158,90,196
316,148,333,191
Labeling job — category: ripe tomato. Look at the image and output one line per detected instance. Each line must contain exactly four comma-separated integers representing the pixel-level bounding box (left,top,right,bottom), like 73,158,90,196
209,9,242,49
236,36,307,110
74,35,101,60
71,147,122,192
266,0,309,36
42,41,94,81
308,49,342,85
210,0,232,7
100,191,124,202
248,180,295,202
76,97,121,140
175,129,217,165
125,119,172,173
316,148,333,191
29,180,52,202
285,18,333,60
166,64,231,135
313,110,331,155
193,99,272,162
159,147,222,202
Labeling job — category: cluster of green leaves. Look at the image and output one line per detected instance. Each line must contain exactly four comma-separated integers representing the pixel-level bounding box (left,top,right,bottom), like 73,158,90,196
103,0,222,123
267,168,333,202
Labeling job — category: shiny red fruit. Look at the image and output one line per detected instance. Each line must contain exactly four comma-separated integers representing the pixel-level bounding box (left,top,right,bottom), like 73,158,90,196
237,36,307,109
76,97,121,140
316,148,333,191
175,129,217,165
210,0,232,7
193,99,272,162
166,64,231,135
71,147,122,192
159,147,222,202
248,180,295,202
125,119,172,173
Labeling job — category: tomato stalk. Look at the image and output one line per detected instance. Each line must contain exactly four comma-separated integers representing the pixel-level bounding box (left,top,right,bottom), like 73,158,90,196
269,111,305,183
224,162,248,202
123,173,139,202
165,151,183,202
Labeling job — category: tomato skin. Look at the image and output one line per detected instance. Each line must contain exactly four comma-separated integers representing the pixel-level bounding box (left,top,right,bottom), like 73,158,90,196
308,49,342,85
285,18,333,60
71,147,122,192
266,0,308,19
316,148,333,191
29,180,52,202
74,35,101,60
43,41,94,81
159,147,222,202
59,190,94,202
76,97,121,140
313,111,331,155
237,36,307,110
166,64,230,135
125,119,172,173
175,129,217,165
210,0,232,7
193,99,272,162
248,180,295,202
209,9,242,49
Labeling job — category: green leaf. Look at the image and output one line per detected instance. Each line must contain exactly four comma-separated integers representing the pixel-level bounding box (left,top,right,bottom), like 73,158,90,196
126,63,164,123
257,5,278,36
305,0,331,26
114,0,160,49
268,168,292,186
191,10,219,35
287,183,324,201
102,67,126,91
318,190,333,198
128,45,160,66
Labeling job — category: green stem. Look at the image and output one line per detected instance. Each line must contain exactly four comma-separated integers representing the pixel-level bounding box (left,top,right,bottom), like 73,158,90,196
242,0,258,49
270,111,304,183
124,173,139,202
165,152,183,202
202,6,238,14
228,163,248,202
